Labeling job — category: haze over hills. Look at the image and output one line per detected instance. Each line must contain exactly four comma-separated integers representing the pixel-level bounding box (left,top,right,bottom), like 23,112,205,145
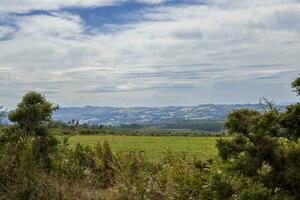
51,104,286,125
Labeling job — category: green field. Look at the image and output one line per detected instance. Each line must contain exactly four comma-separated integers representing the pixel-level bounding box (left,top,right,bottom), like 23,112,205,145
68,135,219,161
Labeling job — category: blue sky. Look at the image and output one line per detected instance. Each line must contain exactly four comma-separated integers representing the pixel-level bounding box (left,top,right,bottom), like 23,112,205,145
0,0,299,108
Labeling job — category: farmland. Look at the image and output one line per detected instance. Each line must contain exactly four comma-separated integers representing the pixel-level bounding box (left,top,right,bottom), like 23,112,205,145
68,135,219,161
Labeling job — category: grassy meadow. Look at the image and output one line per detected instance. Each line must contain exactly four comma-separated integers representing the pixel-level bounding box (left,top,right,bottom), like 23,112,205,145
67,135,220,161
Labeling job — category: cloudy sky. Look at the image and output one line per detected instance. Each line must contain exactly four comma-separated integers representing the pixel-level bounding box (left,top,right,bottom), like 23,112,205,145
0,0,299,108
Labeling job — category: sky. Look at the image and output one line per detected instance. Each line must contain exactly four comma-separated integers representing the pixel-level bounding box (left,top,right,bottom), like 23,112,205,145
0,0,299,108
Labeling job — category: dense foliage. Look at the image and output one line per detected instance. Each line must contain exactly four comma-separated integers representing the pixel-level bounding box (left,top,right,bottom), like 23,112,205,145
216,77,300,199
291,75,300,95
8,91,58,134
162,119,224,132
49,121,219,137
0,76,299,199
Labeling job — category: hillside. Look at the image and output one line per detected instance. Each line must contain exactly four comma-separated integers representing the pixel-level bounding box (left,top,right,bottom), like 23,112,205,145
52,104,286,125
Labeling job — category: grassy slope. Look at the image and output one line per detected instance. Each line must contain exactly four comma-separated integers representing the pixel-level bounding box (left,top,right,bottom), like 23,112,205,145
68,135,219,161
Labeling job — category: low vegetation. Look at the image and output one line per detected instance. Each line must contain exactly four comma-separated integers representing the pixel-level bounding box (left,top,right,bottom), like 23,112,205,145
0,75,299,200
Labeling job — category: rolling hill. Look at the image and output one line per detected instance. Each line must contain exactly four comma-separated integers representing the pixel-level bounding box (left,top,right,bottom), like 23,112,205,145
52,104,286,125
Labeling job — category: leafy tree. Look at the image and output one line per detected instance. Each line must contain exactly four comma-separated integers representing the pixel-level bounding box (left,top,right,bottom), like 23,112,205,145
224,109,260,136
5,92,59,169
280,103,300,142
291,75,300,95
216,75,300,199
8,91,58,135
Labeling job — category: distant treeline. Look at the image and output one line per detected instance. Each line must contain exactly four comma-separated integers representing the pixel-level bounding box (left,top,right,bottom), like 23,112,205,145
161,119,224,132
47,119,223,136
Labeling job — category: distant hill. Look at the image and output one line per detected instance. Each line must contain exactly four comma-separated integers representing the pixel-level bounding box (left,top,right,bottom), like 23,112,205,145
51,104,286,125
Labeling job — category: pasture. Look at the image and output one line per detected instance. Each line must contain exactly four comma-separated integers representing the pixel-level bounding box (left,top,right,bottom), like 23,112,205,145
68,135,220,161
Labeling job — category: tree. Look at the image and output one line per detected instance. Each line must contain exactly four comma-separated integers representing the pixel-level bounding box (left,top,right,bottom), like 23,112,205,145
291,75,300,95
6,91,59,168
224,109,260,136
280,74,300,142
8,91,58,135
216,75,300,199
280,103,300,141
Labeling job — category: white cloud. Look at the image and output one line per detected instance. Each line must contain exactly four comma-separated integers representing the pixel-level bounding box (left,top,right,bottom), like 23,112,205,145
0,0,168,14
0,0,299,107
0,0,114,14
0,25,15,39
16,13,84,38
